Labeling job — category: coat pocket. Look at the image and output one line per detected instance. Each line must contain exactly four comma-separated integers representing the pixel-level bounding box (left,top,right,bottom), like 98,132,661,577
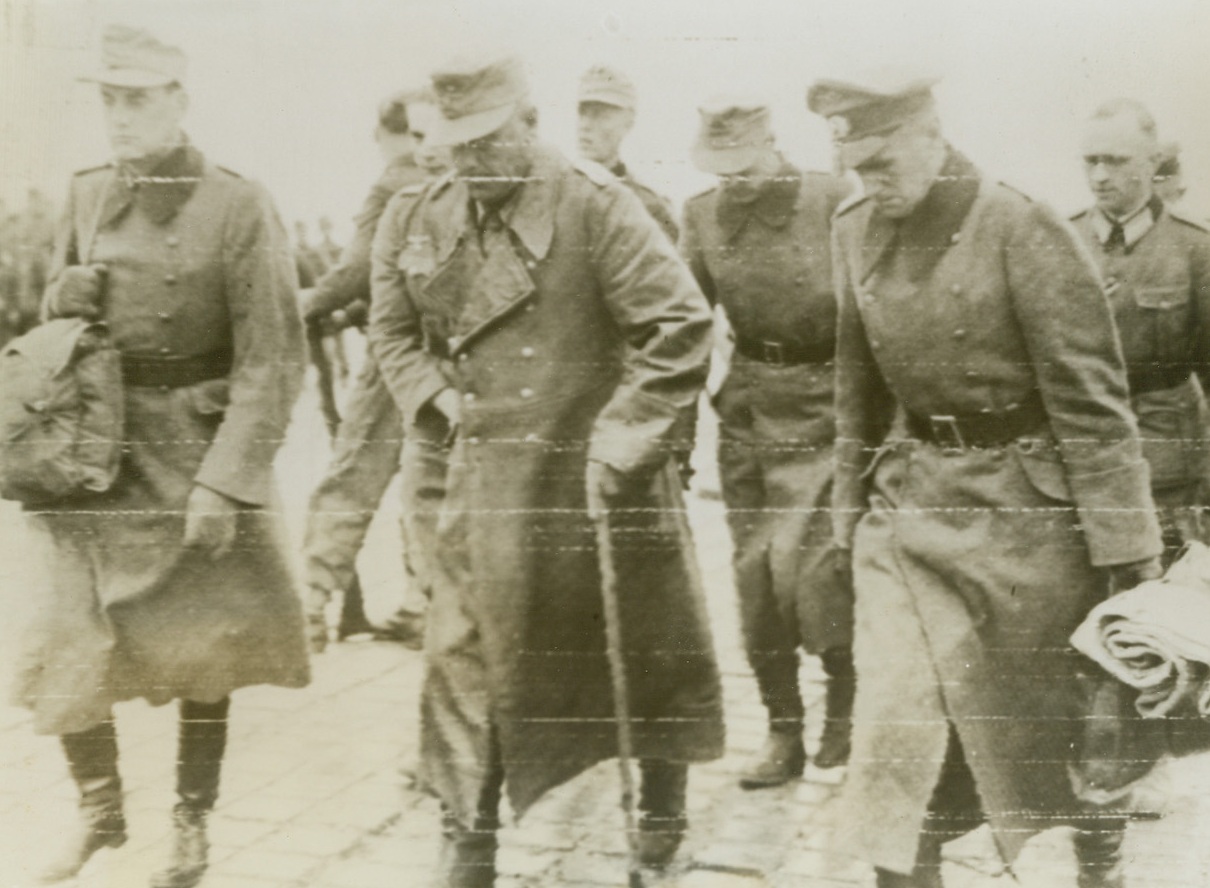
1134,284,1189,309
1012,440,1075,503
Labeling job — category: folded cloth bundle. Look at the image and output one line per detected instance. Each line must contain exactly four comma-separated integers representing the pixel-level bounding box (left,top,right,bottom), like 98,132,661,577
1071,541,1210,719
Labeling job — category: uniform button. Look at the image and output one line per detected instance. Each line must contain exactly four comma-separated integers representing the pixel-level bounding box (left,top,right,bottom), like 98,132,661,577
463,392,476,403
950,233,961,244
950,285,962,295
520,387,534,399
158,312,171,323
160,347,171,355
458,353,469,363
964,370,977,379
525,260,537,270
166,235,180,247
869,339,881,349
524,303,535,313
521,346,535,358
164,274,177,285
953,328,967,339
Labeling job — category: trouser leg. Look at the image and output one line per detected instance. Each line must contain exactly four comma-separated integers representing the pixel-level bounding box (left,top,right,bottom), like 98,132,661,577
40,718,127,882
634,759,688,867
815,645,855,769
1073,811,1127,888
150,697,230,888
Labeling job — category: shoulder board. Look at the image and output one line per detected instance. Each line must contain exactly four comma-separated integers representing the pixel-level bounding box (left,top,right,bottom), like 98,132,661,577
1167,205,1210,234
685,183,719,206
834,192,871,217
397,182,426,197
73,163,111,178
215,165,244,179
572,158,618,187
996,181,1035,203
1069,208,1092,223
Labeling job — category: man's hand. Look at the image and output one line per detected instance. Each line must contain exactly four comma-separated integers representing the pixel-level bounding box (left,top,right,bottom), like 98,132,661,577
183,485,240,560
432,387,463,425
1108,555,1164,595
47,264,107,320
585,460,650,513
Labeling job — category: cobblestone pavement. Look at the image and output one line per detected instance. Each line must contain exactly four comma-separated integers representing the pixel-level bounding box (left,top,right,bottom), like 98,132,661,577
0,379,1208,888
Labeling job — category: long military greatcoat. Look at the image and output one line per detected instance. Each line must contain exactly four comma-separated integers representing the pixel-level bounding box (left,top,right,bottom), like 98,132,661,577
12,144,309,736
370,145,725,823
831,150,1163,872
681,161,851,653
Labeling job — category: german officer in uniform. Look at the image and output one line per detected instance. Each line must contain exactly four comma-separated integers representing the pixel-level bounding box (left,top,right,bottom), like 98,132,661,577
681,98,855,787
370,50,724,885
575,65,696,484
808,73,1163,887
300,90,442,649
1068,98,1210,885
12,25,308,887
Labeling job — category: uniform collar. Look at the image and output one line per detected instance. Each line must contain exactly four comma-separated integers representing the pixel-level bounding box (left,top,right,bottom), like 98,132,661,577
716,158,802,240
865,147,980,283
102,137,204,228
466,144,560,260
1091,194,1163,251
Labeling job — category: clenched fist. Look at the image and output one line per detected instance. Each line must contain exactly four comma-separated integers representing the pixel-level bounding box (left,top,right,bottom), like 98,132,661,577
46,264,107,320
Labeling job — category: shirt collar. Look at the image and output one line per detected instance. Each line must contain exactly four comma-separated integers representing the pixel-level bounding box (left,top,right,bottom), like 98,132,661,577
1092,194,1163,250
468,145,559,260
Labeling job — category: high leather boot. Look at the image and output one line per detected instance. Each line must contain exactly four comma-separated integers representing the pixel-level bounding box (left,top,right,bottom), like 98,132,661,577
39,719,127,883
815,646,855,769
635,759,688,868
150,698,229,888
1074,816,1127,888
739,651,806,789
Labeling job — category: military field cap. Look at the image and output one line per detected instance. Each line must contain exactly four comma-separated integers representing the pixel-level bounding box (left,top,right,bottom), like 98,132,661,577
578,65,637,111
78,24,187,88
807,68,940,168
692,96,774,175
426,50,529,147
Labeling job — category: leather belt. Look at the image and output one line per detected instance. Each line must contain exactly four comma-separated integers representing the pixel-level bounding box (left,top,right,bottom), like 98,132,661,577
121,349,233,389
906,394,1047,449
734,335,833,366
1130,366,1192,396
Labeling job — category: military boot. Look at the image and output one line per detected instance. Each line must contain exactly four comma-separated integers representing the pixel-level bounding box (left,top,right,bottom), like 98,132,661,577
635,759,688,868
39,720,127,883
150,698,229,888
1074,818,1127,888
438,810,498,887
814,646,855,769
739,725,806,789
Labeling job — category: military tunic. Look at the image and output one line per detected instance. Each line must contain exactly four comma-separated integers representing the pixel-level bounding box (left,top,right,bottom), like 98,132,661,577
302,158,428,601
831,150,1162,872
12,145,309,736
1071,200,1210,551
682,161,851,665
369,145,724,823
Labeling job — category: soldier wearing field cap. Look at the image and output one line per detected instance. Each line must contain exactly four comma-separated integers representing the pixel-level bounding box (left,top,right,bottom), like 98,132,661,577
12,24,308,887
681,96,854,788
809,71,1163,887
370,49,723,885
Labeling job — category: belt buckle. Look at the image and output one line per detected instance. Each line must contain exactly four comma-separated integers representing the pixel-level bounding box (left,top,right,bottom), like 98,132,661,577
762,340,786,365
929,415,966,451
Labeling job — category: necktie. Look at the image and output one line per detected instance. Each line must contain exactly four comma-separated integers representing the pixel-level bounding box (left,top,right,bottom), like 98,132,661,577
1104,221,1126,252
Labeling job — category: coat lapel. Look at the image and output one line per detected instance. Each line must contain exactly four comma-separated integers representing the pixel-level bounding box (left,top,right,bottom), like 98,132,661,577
129,142,204,226
893,149,981,282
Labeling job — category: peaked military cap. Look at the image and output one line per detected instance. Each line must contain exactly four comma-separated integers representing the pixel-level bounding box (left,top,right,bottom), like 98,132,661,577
78,24,187,88
426,50,529,147
807,68,940,167
691,96,773,175
579,65,637,111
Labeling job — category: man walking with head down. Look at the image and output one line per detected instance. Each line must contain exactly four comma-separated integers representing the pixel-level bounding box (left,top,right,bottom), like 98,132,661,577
370,50,724,886
808,72,1163,887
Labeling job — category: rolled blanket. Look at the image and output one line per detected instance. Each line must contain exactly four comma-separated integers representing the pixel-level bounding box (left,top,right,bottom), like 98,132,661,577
1070,542,1210,719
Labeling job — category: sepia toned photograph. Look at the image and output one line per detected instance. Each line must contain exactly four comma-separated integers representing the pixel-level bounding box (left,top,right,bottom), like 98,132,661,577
1,0,1210,885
